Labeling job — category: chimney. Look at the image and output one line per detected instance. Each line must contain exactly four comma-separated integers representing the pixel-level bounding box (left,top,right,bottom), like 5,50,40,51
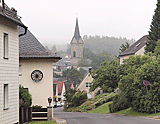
11,7,17,15
88,67,92,74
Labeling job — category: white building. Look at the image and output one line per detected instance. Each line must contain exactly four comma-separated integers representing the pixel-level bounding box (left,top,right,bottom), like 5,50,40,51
0,1,27,123
119,35,148,64
19,27,61,107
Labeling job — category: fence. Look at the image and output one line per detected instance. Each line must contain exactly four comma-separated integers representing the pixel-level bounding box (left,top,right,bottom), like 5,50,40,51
19,107,32,124
19,107,53,123
32,108,48,121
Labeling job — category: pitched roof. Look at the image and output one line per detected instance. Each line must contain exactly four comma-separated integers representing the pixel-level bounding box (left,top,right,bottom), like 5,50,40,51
74,17,81,41
119,35,148,57
53,81,64,95
19,27,61,60
71,17,83,44
0,3,26,28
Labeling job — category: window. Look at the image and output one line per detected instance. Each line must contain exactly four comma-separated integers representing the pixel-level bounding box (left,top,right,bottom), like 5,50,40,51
73,51,76,57
86,82,91,88
19,65,22,75
4,84,9,109
3,33,9,59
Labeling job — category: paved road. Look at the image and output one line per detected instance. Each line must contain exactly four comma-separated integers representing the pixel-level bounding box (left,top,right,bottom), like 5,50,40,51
54,107,160,124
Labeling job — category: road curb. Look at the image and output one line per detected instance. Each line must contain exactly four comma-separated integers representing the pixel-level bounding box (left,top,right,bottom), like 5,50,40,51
54,117,67,124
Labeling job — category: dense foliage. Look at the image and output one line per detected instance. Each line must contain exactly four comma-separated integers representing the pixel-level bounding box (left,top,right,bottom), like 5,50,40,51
119,42,130,55
63,88,77,103
64,89,87,107
90,59,120,92
66,68,86,86
145,1,160,53
19,85,32,107
109,94,130,113
71,91,87,106
83,35,135,55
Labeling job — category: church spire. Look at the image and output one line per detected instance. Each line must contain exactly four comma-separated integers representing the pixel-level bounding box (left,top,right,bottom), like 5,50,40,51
74,17,81,41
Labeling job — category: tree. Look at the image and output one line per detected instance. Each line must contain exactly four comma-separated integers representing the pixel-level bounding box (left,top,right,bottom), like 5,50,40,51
119,42,130,55
71,91,87,106
90,51,115,70
66,68,82,86
131,56,160,113
51,45,57,54
154,39,160,57
145,1,160,53
63,88,77,103
83,48,95,60
90,59,120,93
19,85,32,107
78,58,90,67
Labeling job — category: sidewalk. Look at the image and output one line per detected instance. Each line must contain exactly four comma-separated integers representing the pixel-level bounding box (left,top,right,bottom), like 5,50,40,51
54,117,67,124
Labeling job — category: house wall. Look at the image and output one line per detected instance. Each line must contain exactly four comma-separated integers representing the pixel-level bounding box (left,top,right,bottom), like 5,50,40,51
19,59,53,107
0,18,19,123
77,73,97,98
120,46,145,64
135,45,145,56
59,83,65,101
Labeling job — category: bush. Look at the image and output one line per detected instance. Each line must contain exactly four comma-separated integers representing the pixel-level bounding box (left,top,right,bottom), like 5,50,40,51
19,85,32,107
109,94,130,113
71,91,87,106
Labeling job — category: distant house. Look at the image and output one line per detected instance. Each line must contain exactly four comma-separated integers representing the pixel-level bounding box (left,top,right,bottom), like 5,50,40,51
119,35,148,64
53,81,66,102
76,73,99,99
19,27,61,107
0,1,27,123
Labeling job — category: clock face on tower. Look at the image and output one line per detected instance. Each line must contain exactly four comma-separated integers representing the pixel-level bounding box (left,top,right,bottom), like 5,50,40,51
31,70,43,82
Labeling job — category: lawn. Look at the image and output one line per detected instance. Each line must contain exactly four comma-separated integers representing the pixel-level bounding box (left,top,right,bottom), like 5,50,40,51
116,107,160,117
88,102,112,114
29,121,56,124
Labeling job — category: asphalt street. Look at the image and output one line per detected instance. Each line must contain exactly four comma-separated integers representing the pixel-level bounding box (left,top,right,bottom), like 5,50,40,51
53,107,160,124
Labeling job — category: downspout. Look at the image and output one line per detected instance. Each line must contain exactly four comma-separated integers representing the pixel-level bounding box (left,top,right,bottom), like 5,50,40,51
19,26,27,37
2,0,5,9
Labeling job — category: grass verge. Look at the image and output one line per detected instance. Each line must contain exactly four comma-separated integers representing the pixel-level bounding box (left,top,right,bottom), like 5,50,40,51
115,107,160,117
88,102,112,114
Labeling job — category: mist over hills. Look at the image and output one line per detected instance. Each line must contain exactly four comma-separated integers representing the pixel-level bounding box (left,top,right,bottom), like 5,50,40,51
44,35,135,55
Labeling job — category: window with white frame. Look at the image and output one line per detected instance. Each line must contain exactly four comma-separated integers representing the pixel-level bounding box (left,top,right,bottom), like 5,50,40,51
86,82,91,88
19,65,22,75
4,84,9,109
3,33,9,59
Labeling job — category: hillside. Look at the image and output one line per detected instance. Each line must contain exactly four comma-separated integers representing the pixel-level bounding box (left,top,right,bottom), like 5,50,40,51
83,35,135,55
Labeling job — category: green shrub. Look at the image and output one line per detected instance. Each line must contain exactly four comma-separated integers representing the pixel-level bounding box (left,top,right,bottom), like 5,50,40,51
71,91,87,106
109,94,130,113
19,85,32,107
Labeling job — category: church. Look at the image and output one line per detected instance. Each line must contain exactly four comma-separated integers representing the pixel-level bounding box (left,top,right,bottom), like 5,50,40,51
70,17,84,67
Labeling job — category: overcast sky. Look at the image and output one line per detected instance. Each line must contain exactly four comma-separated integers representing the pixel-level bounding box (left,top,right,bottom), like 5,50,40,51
5,0,157,45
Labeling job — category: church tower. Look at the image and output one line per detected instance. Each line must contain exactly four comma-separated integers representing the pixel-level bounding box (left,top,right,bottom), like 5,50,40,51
70,17,84,67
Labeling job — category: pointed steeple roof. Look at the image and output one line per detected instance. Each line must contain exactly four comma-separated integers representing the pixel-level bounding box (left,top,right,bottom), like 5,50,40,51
74,17,81,41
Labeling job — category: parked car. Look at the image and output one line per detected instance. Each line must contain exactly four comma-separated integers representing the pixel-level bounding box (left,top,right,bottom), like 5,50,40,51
61,101,65,106
53,101,57,108
57,102,62,107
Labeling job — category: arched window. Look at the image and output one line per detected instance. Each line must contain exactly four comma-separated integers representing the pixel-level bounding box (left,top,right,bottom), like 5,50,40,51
73,51,76,57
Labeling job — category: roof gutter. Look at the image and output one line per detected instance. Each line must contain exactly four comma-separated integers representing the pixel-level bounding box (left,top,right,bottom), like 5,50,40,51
19,26,27,37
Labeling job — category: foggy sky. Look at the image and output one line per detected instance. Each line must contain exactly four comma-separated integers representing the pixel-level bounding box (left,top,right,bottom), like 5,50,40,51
5,0,157,45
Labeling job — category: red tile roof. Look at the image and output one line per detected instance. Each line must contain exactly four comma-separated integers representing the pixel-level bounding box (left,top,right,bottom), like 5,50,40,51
53,81,63,95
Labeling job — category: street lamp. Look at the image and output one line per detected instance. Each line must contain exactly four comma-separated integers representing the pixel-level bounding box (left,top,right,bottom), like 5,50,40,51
88,67,92,74
48,97,52,106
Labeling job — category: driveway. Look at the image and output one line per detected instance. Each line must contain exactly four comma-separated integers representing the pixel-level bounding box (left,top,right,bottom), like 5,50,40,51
53,107,160,124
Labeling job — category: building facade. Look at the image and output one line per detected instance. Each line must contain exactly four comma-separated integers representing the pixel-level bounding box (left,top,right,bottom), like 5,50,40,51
70,17,83,67
119,35,148,64
19,27,61,107
0,1,27,123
